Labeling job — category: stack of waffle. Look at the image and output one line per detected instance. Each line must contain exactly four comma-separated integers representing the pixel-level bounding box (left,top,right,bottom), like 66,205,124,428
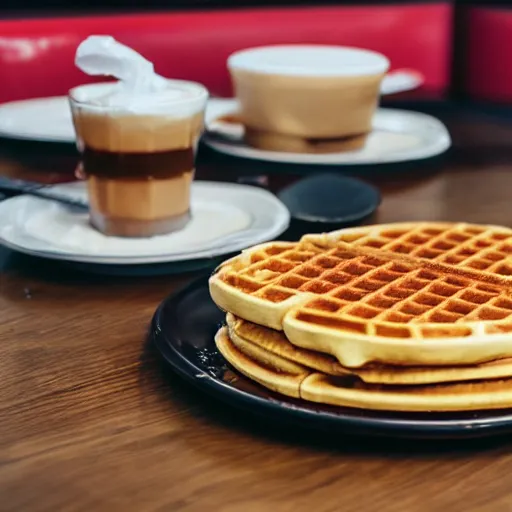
209,222,512,412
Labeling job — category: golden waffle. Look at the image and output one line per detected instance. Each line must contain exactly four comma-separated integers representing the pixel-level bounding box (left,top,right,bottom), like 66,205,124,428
226,313,348,377
304,222,512,273
215,326,512,412
216,326,307,398
227,313,512,386
210,222,512,368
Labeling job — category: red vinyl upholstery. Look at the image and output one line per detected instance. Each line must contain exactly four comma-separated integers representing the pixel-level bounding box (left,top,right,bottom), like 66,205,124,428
0,3,452,103
465,7,512,103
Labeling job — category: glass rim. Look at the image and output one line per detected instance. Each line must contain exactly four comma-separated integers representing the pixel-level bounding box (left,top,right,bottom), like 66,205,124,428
68,79,209,111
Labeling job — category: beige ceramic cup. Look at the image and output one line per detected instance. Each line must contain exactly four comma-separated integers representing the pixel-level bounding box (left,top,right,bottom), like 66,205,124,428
69,79,208,238
227,45,390,153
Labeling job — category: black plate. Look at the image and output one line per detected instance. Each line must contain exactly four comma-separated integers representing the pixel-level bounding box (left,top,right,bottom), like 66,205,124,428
151,277,512,439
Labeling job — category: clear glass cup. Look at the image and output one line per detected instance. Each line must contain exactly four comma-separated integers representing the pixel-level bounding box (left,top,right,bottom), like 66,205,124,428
69,80,208,238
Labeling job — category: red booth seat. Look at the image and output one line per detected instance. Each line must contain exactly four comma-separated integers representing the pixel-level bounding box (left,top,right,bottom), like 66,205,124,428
466,6,512,103
0,3,452,103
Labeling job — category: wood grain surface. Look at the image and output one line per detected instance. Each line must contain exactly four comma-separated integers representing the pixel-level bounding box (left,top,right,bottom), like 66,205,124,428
3,107,512,511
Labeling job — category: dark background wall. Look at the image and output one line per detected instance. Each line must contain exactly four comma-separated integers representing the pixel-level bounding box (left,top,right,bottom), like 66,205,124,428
1,0,454,16
3,0,511,17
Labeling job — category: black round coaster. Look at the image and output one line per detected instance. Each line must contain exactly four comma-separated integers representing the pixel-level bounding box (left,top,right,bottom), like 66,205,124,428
277,174,380,234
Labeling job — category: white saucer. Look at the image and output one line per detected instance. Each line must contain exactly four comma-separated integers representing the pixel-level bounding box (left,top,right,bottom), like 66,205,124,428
203,99,451,166
0,181,290,265
0,97,236,144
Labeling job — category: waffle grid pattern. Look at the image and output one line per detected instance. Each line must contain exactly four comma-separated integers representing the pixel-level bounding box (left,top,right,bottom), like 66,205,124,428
344,224,512,276
220,225,512,339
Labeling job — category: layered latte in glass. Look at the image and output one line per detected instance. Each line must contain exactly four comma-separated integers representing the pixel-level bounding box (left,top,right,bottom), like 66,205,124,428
69,79,208,237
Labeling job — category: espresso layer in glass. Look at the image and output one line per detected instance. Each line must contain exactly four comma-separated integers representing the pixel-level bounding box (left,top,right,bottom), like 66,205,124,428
82,147,194,179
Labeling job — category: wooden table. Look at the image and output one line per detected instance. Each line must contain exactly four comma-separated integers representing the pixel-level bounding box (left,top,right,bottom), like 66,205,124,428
3,107,512,511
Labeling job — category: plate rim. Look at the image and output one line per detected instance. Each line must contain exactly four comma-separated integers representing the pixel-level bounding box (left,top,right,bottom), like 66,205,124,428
203,103,452,166
151,276,512,439
0,180,290,265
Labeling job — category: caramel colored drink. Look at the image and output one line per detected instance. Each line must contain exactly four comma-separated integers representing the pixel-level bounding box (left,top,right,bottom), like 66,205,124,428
69,80,208,237
227,45,390,153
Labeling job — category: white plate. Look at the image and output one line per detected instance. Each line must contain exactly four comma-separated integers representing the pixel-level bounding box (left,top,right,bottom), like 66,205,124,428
0,181,290,265
0,96,74,143
203,99,451,166
0,96,238,144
